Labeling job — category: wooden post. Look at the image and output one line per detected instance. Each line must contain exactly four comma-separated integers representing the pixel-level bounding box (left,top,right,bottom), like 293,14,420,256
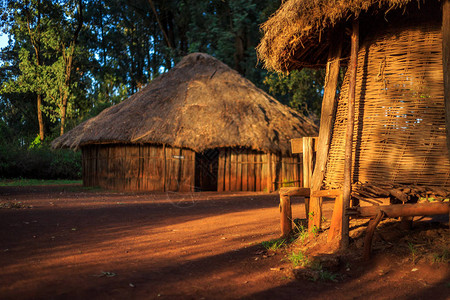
363,210,384,260
280,194,292,237
341,19,359,249
308,29,343,233
327,193,343,244
302,137,314,188
443,0,450,163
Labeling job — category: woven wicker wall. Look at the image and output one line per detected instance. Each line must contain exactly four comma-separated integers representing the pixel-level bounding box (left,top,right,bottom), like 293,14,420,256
324,20,449,188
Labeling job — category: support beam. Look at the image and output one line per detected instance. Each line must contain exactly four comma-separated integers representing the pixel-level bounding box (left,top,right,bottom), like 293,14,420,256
443,0,450,162
308,28,343,233
352,202,449,218
341,20,359,249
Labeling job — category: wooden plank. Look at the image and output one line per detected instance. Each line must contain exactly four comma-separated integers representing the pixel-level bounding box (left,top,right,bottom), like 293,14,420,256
444,0,450,161
224,149,231,191
291,138,303,154
230,149,237,191
309,27,343,232
341,20,359,248
267,153,272,192
303,137,314,188
242,150,248,191
261,153,268,192
279,187,310,197
217,149,225,191
248,152,255,191
255,153,262,191
327,194,343,244
236,152,243,191
311,189,342,198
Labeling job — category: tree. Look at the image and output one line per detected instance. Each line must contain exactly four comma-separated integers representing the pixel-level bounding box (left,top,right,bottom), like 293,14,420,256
1,0,86,138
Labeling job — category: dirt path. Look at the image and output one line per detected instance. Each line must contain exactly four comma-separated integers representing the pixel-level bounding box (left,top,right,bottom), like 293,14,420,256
0,185,448,299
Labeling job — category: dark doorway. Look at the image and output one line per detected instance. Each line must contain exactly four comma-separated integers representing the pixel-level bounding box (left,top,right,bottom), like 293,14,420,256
195,149,219,191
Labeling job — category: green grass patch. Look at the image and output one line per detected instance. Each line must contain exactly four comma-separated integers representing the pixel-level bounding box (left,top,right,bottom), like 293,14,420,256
261,238,287,251
432,249,450,263
288,250,310,267
0,179,82,187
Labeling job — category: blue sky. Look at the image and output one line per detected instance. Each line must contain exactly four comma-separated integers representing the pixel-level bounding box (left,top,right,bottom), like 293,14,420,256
0,33,9,48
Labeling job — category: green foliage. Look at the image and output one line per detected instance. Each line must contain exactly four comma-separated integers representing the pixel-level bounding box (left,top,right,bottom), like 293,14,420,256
288,250,310,267
408,242,418,264
0,179,81,186
264,69,325,117
261,238,287,251
432,248,450,263
0,142,81,180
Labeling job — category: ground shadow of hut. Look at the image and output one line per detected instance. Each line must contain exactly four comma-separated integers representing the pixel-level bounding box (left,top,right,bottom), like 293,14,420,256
258,0,449,246
52,53,318,193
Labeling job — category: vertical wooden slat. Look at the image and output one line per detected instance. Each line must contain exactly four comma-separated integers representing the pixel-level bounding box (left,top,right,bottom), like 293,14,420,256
248,152,255,191
236,152,242,191
224,149,230,191
255,153,262,191
267,153,272,192
261,153,268,192
217,149,225,191
230,149,237,191
341,19,360,248
190,149,196,192
443,0,450,161
303,137,314,188
242,150,248,191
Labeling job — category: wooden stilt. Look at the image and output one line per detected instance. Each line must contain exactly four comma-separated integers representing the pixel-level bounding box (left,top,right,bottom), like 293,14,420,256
341,19,359,249
363,210,384,260
280,194,293,237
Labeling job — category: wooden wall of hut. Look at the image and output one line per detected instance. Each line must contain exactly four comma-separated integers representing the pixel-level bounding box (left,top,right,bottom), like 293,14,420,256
217,148,303,192
82,145,303,192
81,144,195,192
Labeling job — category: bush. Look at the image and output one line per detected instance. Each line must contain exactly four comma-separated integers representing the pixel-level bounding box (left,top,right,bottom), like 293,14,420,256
0,143,81,180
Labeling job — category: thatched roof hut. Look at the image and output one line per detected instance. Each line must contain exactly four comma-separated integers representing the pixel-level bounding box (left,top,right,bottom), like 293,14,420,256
53,53,318,192
257,0,442,72
258,0,449,237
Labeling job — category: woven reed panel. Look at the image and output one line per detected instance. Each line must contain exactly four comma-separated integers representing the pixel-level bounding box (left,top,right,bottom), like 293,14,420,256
324,21,449,188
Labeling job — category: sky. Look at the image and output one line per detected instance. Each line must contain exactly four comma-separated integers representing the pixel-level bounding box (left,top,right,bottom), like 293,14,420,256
0,33,8,48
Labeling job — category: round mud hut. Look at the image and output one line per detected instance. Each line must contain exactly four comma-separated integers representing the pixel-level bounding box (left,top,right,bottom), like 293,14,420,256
52,53,318,192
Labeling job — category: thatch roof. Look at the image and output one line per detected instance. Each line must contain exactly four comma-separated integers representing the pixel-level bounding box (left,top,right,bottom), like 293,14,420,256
257,0,431,72
52,53,318,154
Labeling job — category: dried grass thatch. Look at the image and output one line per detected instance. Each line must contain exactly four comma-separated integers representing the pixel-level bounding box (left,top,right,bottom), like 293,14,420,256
52,53,318,154
257,0,428,72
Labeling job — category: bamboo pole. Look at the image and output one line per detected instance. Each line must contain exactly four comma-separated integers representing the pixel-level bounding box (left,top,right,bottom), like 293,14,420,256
308,29,343,233
341,19,359,249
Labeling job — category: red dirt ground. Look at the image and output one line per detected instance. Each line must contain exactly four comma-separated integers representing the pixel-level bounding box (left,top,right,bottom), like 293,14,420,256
0,185,449,300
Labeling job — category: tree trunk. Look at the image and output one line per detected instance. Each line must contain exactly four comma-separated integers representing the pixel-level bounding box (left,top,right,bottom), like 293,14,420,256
37,94,44,141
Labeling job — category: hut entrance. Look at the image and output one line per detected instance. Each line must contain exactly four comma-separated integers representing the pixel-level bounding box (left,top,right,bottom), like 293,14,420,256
195,149,219,191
